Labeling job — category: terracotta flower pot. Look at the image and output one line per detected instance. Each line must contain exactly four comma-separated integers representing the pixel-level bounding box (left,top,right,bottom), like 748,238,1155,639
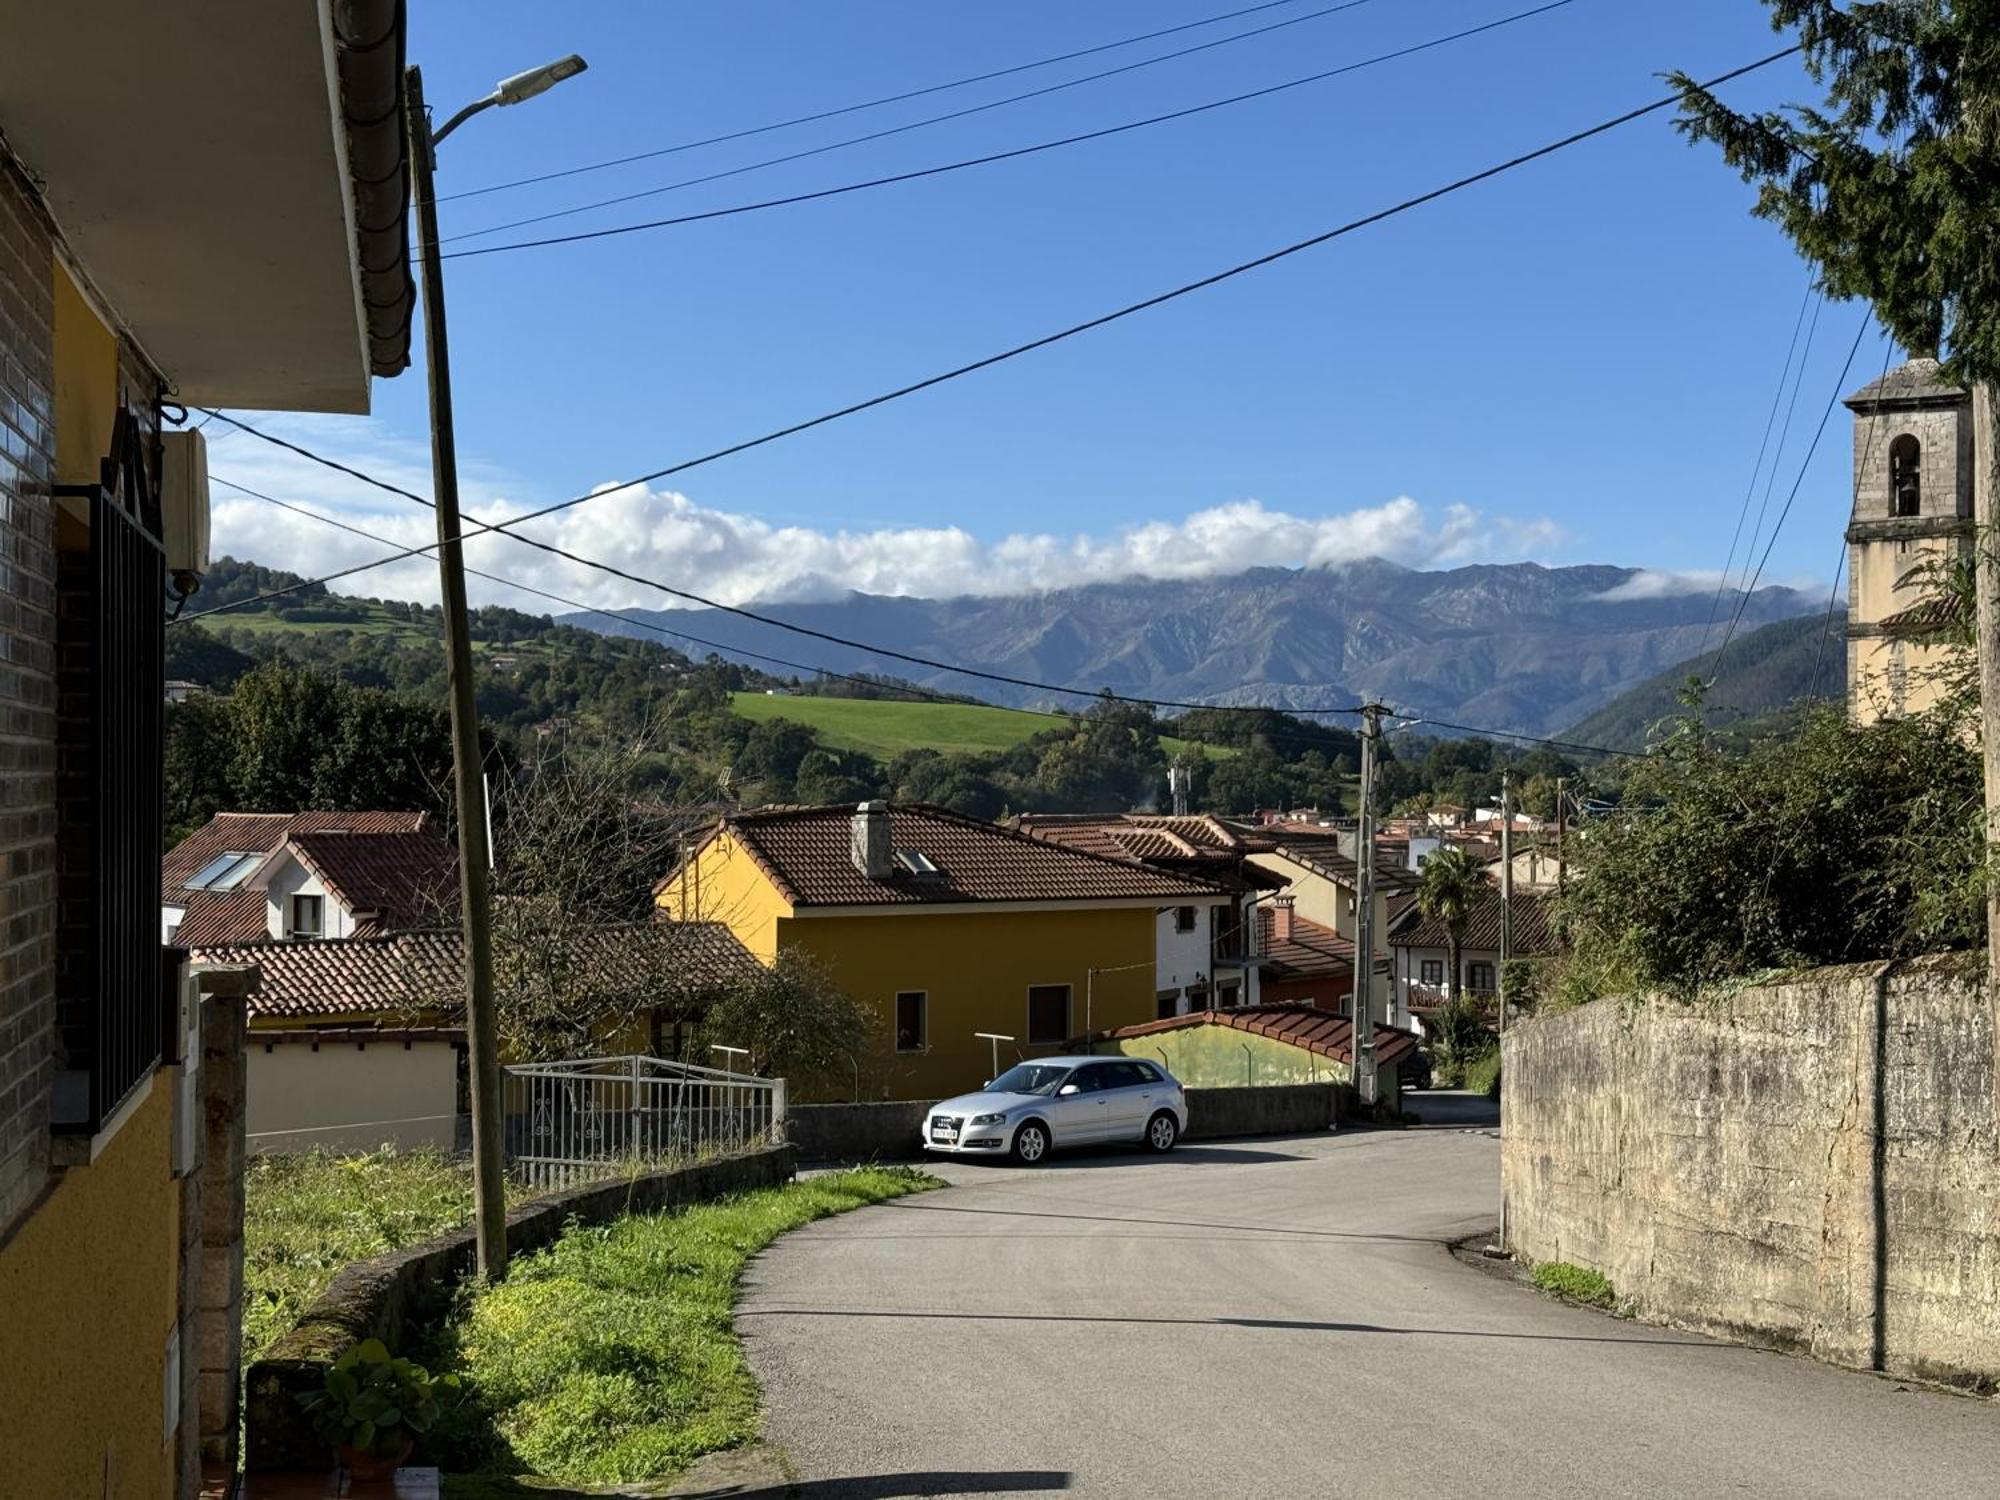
339,1434,414,1482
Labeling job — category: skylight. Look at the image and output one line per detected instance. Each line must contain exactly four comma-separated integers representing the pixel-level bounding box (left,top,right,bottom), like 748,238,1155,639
184,850,263,891
894,849,943,879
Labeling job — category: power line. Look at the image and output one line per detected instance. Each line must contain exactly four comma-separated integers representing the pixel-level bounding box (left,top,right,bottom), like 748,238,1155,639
1381,713,1625,760
1708,312,1872,680
183,45,1806,628
437,0,1362,207
442,0,1580,258
1807,335,1898,698
1725,291,1823,637
1698,275,1815,657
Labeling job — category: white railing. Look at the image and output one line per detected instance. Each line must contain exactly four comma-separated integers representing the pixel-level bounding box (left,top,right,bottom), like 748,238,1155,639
502,1053,786,1192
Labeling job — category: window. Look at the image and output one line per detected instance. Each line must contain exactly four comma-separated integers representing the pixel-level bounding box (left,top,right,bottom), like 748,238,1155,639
1131,1061,1164,1083
895,991,927,1052
1420,958,1445,986
1174,905,1197,933
1101,1061,1150,1089
1157,991,1180,1020
1467,961,1496,993
1066,1064,1111,1093
1026,984,1071,1044
1889,433,1921,517
1217,982,1241,1010
185,850,261,891
289,893,324,940
894,849,943,879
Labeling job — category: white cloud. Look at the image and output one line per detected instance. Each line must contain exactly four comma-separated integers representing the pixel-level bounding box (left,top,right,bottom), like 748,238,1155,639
198,414,1570,616
1592,568,1830,603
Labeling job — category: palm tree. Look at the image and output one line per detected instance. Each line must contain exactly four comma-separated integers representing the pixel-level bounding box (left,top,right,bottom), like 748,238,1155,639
1415,846,1487,1004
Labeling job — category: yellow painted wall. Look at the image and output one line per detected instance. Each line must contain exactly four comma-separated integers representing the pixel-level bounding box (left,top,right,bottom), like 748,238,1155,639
780,906,1158,1100
54,260,119,488
0,1077,179,1500
657,830,793,961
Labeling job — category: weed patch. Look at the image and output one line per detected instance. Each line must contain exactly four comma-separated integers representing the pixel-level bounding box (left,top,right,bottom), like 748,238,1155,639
1531,1260,1616,1308
427,1166,937,1485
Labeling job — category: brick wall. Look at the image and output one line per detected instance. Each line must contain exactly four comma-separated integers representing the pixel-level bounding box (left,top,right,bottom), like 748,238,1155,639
0,161,59,1235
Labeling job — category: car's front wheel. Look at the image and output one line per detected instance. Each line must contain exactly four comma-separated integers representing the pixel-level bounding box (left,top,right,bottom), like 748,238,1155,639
1144,1111,1179,1154
1012,1119,1051,1165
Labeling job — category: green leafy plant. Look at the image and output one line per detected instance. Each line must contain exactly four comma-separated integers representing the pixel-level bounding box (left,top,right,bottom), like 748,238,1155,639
1531,1261,1615,1309
299,1338,461,1459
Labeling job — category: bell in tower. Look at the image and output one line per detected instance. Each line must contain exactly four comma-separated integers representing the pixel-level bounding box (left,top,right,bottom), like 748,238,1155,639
1842,357,1972,723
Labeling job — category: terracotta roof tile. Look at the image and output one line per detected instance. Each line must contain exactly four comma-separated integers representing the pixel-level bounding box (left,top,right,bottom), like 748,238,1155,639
1256,909,1355,980
717,804,1228,909
1086,1004,1417,1070
191,921,758,1021
164,811,433,946
1390,889,1557,956
286,830,458,930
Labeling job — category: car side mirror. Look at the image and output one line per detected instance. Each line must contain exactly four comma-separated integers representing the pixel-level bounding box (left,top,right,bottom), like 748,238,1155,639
1058,1083,1080,1096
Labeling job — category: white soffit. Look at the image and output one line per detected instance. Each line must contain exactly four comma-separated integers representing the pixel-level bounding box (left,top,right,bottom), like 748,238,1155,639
0,0,372,412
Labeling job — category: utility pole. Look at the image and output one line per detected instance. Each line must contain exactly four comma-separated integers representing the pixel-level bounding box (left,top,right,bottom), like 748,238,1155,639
402,53,587,1281
1975,384,2000,1098
406,66,506,1280
1554,775,1567,899
1499,771,1514,1032
1351,704,1385,1105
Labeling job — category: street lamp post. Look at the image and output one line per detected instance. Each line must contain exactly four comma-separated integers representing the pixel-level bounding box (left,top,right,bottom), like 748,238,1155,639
404,54,586,1282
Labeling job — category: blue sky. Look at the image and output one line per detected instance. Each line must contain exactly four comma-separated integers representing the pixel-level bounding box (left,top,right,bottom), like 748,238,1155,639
207,0,1884,614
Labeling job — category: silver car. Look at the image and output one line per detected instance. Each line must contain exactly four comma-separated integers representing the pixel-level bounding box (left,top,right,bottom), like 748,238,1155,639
922,1055,1188,1164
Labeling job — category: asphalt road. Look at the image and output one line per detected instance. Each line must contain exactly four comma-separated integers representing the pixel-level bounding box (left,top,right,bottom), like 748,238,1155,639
736,1093,2000,1499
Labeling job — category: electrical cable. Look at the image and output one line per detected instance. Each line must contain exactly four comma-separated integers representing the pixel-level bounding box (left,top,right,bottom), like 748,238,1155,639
435,0,1362,206
1724,291,1823,639
442,0,1568,250
1698,275,1815,658
182,45,1806,630
1708,312,1871,680
1807,334,1897,698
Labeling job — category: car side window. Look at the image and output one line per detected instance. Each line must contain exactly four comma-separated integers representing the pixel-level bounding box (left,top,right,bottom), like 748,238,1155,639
1128,1061,1162,1085
1103,1062,1148,1089
1068,1065,1109,1093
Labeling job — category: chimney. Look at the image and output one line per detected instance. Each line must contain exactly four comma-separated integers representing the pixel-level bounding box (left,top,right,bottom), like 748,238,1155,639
850,800,892,880
1271,894,1296,943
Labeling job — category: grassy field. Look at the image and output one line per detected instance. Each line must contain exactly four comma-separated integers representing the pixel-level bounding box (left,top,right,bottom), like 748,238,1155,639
731,690,1228,762
242,1147,493,1364
428,1167,938,1486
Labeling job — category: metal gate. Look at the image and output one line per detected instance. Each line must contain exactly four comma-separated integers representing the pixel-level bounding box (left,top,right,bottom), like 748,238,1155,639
502,1053,786,1192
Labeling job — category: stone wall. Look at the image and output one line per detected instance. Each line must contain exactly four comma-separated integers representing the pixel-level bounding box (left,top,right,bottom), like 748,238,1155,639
1501,956,2000,1390
245,1144,796,1471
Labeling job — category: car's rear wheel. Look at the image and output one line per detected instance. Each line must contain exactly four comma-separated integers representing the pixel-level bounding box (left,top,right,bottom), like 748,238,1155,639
1012,1120,1050,1165
1144,1111,1179,1154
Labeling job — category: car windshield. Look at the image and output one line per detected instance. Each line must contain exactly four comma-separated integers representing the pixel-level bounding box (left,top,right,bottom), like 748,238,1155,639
985,1063,1076,1097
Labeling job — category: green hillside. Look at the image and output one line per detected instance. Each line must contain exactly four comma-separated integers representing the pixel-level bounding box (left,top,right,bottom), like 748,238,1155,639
1563,612,1844,751
730,691,1225,762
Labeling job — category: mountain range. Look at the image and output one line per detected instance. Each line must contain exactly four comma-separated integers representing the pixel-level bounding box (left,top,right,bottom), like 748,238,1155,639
564,560,1823,738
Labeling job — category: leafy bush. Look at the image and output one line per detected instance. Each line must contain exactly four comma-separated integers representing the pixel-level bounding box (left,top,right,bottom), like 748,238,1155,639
1531,1261,1615,1308
429,1167,937,1484
1560,706,1986,1000
298,1338,460,1458
1464,1048,1502,1100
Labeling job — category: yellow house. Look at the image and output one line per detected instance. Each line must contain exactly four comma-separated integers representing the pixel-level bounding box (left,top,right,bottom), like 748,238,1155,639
0,3,416,1493
659,802,1232,1100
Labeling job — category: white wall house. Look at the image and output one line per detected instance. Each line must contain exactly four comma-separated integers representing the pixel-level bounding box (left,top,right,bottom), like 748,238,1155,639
246,1031,461,1155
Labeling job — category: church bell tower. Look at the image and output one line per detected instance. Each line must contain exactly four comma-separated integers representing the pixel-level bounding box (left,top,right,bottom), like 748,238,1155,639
1843,358,1972,723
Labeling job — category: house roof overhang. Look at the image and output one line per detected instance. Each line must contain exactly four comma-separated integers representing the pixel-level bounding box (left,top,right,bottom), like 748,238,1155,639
0,0,413,411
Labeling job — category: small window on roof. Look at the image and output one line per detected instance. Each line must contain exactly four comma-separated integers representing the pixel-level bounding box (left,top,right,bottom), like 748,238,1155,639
184,851,262,891
894,849,943,879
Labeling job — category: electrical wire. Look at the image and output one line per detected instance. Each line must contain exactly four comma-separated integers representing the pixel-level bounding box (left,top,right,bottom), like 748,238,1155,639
1708,313,1872,680
436,0,1362,207
1698,276,1815,658
443,0,1561,250
1380,714,1625,759
1807,335,1898,698
1724,291,1823,638
182,45,1806,630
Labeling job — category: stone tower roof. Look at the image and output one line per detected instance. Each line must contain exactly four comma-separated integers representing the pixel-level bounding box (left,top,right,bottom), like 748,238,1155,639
1844,357,1966,410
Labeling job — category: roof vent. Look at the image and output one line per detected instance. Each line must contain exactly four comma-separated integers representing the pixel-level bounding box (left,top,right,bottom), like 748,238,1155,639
850,801,892,880
894,849,944,880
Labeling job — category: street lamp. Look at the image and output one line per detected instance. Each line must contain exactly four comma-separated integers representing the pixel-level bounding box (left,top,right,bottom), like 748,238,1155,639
403,54,587,1283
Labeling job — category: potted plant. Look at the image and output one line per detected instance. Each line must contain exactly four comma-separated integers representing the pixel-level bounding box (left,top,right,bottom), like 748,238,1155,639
298,1337,460,1481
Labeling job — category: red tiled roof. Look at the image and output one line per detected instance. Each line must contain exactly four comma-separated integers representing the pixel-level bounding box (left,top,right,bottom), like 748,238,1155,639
1390,889,1558,957
164,811,432,946
285,829,458,932
1259,832,1420,891
713,804,1228,909
1086,1004,1418,1070
1256,909,1354,980
191,920,758,1021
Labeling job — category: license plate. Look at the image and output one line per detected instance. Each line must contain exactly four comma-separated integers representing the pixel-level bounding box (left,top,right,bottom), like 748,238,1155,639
931,1126,957,1143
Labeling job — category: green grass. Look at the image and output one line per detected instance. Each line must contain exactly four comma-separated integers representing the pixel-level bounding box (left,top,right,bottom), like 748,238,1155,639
730,690,1227,763
1531,1261,1616,1308
243,1147,490,1364
428,1167,938,1486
